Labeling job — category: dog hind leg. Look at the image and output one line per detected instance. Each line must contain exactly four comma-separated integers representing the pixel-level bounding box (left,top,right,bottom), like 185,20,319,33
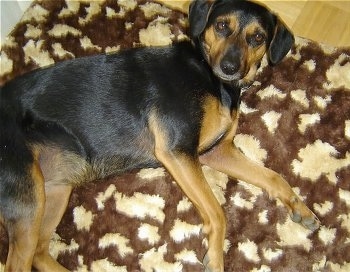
32,184,72,272
3,159,45,272
31,146,90,271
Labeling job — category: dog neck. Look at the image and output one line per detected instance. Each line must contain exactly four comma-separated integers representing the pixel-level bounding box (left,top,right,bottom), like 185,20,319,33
220,82,241,112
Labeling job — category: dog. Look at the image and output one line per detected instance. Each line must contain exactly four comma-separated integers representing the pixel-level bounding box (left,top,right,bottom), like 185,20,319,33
0,0,320,271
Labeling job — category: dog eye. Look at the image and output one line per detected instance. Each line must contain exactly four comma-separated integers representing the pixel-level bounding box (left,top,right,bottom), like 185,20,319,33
247,32,266,47
214,20,231,36
254,33,265,43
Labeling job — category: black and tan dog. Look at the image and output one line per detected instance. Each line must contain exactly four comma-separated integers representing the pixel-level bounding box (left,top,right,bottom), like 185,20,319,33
0,0,320,271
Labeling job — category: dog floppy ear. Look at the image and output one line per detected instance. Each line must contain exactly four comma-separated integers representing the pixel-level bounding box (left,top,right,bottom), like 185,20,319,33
268,18,294,65
189,0,214,40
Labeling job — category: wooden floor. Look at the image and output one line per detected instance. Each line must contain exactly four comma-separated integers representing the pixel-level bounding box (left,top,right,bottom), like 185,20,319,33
257,0,350,47
160,0,350,48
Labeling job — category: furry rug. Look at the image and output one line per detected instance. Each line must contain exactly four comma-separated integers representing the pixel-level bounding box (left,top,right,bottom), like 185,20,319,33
1,0,350,271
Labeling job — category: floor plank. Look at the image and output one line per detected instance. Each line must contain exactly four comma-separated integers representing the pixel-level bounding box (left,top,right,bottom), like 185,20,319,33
259,0,350,47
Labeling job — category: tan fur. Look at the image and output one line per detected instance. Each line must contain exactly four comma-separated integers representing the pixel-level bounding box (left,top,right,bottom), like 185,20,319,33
199,95,232,152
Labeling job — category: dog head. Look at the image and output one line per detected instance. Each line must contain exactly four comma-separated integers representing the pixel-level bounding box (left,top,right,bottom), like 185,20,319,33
189,0,294,86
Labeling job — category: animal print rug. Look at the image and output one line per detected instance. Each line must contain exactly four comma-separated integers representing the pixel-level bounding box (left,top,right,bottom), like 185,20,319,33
1,0,349,271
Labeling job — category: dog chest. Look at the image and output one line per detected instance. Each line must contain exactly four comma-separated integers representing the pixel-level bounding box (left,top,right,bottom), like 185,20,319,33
198,94,234,153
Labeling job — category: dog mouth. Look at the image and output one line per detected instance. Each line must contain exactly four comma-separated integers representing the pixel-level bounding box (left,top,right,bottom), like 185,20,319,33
213,66,240,82
213,66,253,87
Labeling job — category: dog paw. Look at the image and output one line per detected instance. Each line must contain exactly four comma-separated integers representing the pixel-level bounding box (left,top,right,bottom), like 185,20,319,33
203,252,224,272
288,196,320,231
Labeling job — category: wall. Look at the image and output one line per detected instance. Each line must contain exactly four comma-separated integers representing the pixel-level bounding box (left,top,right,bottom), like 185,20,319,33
1,0,32,45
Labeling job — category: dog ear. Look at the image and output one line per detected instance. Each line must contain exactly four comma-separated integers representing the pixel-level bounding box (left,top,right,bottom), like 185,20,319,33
268,18,295,65
189,0,214,40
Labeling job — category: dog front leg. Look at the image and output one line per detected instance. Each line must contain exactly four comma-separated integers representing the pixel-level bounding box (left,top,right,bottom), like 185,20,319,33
200,137,320,231
155,148,226,272
150,112,226,271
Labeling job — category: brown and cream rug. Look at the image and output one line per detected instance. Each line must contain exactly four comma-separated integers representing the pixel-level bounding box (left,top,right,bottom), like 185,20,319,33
1,0,350,271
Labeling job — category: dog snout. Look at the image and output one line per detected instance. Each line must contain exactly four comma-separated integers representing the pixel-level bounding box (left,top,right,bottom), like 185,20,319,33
220,46,241,76
220,60,239,75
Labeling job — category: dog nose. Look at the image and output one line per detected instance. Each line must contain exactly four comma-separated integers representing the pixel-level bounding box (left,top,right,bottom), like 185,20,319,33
220,61,239,75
